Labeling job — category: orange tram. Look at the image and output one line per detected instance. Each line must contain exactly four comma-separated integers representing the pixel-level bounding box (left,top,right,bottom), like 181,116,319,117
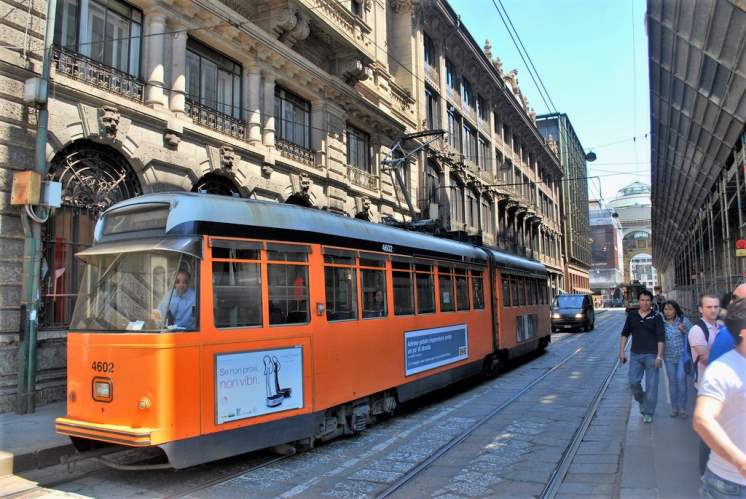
56,192,551,468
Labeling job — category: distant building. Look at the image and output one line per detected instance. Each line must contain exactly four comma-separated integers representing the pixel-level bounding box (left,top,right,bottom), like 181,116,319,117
589,199,624,302
536,113,591,293
607,182,657,289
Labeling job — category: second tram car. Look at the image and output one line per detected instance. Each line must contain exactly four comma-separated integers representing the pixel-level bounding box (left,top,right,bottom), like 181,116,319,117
56,193,551,468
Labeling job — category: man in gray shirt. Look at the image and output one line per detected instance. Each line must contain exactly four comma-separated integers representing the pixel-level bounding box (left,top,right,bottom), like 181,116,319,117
693,295,746,497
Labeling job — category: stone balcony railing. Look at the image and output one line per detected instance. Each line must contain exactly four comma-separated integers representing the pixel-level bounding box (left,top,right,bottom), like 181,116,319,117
348,165,379,191
446,86,461,105
276,138,317,167
52,47,145,102
185,99,247,141
299,0,373,54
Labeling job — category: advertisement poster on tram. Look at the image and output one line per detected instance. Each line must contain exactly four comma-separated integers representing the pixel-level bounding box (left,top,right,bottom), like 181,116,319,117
215,346,303,424
404,324,469,376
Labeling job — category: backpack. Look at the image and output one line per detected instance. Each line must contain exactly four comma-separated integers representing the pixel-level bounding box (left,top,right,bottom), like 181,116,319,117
690,319,710,381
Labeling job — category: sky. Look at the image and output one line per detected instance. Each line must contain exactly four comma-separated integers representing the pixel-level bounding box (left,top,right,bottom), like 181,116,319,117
448,0,650,205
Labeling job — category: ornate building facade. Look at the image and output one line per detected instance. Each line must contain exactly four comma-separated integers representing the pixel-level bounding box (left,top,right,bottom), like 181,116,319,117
0,0,564,411
410,0,565,295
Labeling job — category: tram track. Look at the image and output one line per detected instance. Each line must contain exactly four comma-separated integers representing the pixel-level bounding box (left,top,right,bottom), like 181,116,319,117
15,312,619,498
373,311,621,498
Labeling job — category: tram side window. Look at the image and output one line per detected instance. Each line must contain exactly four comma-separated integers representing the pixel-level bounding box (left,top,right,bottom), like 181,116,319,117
439,266,455,312
361,253,387,319
472,270,485,309
455,267,470,311
268,244,310,325
392,259,414,316
502,276,511,307
324,250,358,321
527,279,535,305
513,277,524,306
415,263,435,314
212,241,262,328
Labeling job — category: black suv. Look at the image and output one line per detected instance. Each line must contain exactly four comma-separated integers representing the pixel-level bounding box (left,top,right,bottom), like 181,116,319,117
551,293,595,332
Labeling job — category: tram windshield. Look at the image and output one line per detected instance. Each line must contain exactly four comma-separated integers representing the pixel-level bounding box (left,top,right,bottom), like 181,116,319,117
70,251,199,332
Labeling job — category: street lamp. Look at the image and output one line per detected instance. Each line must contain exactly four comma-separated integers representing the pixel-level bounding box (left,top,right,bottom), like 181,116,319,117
585,151,597,162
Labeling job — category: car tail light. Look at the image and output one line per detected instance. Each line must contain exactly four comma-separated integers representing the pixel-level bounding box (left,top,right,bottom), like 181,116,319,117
92,377,113,402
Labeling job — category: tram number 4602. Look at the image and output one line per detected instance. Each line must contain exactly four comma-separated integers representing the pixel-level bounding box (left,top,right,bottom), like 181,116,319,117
91,361,115,374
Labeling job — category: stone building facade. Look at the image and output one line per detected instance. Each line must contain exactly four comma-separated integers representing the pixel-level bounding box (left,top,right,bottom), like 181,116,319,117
410,0,565,294
0,0,563,411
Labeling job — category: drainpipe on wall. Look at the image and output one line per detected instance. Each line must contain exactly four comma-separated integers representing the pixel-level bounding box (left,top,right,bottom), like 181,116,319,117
16,0,57,414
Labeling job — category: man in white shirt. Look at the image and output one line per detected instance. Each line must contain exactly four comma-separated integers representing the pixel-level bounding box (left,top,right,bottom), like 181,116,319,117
689,295,721,385
693,295,746,498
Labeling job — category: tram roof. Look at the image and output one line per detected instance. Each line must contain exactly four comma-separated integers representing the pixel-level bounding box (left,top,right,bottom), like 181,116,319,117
483,248,547,277
98,193,492,264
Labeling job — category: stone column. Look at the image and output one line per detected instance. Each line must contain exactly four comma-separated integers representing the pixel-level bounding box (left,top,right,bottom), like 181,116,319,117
145,13,167,108
262,73,276,147
168,29,187,115
246,64,262,145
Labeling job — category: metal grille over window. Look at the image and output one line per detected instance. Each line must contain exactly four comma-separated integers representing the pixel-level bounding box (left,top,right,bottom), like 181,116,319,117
268,244,310,325
42,142,142,329
212,240,262,328
324,249,358,321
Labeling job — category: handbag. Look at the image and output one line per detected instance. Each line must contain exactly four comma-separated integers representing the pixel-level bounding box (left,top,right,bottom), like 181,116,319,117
681,326,693,375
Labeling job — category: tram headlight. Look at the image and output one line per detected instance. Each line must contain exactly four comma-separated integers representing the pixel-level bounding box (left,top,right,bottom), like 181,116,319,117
92,377,113,402
138,397,151,410
552,313,560,319
575,313,583,318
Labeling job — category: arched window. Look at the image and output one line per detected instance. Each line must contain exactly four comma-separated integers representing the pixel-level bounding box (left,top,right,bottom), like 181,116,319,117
42,141,142,329
192,172,241,197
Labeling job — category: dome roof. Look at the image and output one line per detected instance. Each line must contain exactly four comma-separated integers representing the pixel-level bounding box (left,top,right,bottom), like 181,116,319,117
608,181,651,209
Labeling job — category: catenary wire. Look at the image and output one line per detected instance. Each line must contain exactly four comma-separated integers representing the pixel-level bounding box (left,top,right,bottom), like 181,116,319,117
493,0,557,114
489,0,553,113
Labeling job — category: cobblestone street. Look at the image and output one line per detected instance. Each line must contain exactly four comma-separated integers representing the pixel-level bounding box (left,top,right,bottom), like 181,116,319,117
1,309,699,498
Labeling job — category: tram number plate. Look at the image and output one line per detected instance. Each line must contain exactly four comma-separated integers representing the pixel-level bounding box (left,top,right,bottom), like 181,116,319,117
91,361,115,374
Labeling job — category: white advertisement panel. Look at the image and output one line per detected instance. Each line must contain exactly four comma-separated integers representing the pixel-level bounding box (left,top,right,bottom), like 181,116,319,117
216,346,303,424
404,324,469,376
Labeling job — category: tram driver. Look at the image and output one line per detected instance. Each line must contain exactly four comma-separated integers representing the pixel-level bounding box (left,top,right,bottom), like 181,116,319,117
153,269,197,330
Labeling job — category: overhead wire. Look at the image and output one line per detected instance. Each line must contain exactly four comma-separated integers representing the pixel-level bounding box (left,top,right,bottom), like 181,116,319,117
491,0,557,114
488,0,555,114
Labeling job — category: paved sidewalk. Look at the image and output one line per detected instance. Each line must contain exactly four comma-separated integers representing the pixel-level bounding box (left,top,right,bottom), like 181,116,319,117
0,401,72,475
619,378,700,498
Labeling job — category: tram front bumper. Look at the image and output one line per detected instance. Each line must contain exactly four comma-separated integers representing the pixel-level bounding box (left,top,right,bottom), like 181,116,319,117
55,417,158,447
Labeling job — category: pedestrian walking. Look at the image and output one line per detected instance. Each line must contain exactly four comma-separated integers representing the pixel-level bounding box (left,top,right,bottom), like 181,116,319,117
619,289,665,423
710,285,746,363
693,295,746,498
689,294,723,476
661,300,692,418
689,295,722,385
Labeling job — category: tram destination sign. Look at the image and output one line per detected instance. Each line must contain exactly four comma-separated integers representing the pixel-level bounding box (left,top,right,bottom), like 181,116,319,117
404,324,469,376
215,346,304,424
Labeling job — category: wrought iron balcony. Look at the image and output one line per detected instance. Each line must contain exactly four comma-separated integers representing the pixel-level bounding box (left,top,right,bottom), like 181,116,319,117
348,165,379,191
276,138,316,167
185,99,247,140
52,47,144,102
